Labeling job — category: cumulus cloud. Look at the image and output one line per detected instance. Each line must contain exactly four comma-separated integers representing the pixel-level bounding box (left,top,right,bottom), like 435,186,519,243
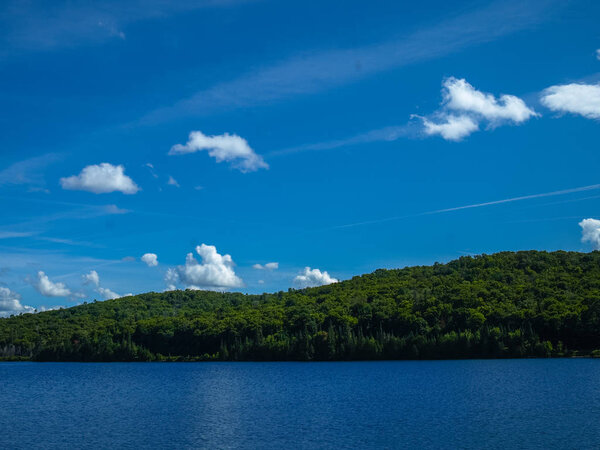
82,270,124,300
82,270,100,286
164,268,178,291
165,244,243,291
252,262,279,270
141,253,158,267
60,163,140,194
442,77,537,123
417,77,538,141
36,304,64,313
579,218,600,249
169,131,268,173
0,287,34,317
421,115,479,141
294,267,338,288
540,83,600,120
597,49,600,61
97,286,121,300
35,271,71,297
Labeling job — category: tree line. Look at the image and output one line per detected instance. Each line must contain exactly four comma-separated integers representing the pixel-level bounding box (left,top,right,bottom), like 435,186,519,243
2,250,600,361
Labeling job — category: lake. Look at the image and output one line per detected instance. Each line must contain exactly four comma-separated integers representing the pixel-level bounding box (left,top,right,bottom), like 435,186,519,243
1,360,599,449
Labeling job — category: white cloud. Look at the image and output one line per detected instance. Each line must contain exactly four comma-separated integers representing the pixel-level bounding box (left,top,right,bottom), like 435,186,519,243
141,253,158,267
60,163,140,194
82,270,100,287
169,131,268,173
35,271,71,297
252,262,279,270
294,267,338,288
0,287,34,317
97,286,121,300
166,244,243,291
540,83,600,119
82,269,124,300
421,114,479,141
596,49,600,61
36,304,64,313
164,268,178,291
167,175,180,187
580,218,600,249
442,77,537,123
418,77,537,141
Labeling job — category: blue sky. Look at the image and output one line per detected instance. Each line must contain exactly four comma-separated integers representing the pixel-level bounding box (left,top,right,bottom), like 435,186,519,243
1,0,600,313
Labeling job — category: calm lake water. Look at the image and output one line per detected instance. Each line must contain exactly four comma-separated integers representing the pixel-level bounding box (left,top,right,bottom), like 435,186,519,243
1,360,599,449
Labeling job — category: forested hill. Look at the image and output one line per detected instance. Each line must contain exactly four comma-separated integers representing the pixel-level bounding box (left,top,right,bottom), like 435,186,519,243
2,250,600,361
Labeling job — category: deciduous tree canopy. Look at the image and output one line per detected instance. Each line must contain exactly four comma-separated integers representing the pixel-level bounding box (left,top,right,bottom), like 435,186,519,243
2,250,600,361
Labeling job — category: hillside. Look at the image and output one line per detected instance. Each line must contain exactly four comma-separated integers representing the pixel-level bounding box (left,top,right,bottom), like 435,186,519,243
2,250,600,361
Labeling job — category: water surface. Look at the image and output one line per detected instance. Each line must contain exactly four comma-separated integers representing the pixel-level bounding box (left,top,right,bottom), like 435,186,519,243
1,360,599,449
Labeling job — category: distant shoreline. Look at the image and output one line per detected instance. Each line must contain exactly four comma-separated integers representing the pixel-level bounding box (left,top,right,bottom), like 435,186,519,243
3,251,600,363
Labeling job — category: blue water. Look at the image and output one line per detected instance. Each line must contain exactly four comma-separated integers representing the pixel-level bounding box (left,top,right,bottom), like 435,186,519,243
1,360,599,449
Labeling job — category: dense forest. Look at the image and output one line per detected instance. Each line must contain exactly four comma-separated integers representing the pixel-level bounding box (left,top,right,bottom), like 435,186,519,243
2,250,600,361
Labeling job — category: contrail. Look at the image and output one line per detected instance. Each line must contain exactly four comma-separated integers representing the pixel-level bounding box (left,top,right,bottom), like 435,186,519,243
425,184,600,214
333,183,600,229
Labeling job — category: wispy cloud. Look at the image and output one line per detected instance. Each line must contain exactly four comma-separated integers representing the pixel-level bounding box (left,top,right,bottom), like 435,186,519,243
0,0,259,56
0,230,103,248
253,262,278,270
0,196,131,248
0,153,61,189
35,236,105,248
333,183,600,229
268,75,538,155
0,231,37,239
141,0,563,123
268,124,415,157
